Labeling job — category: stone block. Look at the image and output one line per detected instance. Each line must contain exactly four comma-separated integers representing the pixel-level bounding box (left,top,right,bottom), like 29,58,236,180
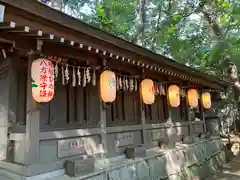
108,164,138,180
85,173,106,180
182,165,200,180
165,150,183,175
125,145,146,159
123,165,138,180
182,136,193,144
194,144,205,165
184,147,198,167
135,160,150,180
148,156,168,179
65,156,95,177
108,168,122,180
168,172,184,180
209,156,219,173
217,151,226,166
200,160,211,179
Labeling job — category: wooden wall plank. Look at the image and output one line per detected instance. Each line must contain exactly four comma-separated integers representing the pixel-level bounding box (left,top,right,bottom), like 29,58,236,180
106,90,141,127
49,72,68,128
145,95,166,124
76,83,84,124
39,70,100,131
87,77,100,125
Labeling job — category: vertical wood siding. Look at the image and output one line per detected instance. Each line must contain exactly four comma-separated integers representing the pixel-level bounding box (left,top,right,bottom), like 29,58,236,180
144,95,168,124
170,97,188,122
106,90,141,126
39,70,100,131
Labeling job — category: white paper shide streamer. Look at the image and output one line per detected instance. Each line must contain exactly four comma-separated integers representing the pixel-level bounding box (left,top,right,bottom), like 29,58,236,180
83,68,86,87
61,65,65,85
77,67,81,86
65,64,69,84
92,69,96,86
72,67,76,87
54,62,58,80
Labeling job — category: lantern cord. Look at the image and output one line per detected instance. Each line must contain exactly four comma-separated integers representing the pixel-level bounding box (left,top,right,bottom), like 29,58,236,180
26,108,41,115
45,56,101,70
102,102,112,110
114,72,140,78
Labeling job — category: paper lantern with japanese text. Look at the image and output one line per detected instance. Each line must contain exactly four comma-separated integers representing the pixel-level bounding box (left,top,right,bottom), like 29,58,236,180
187,89,198,108
100,70,116,103
168,85,180,107
201,92,211,109
141,79,155,105
31,58,55,103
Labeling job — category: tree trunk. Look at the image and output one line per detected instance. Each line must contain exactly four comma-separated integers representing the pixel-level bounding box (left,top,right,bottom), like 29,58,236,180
131,0,147,45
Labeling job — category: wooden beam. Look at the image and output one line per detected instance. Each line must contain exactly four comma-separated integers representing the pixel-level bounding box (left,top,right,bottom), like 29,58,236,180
7,26,30,33
42,42,102,65
64,39,74,46
0,32,37,52
0,21,15,29
0,37,15,45
20,29,43,37
53,36,64,43
38,33,54,40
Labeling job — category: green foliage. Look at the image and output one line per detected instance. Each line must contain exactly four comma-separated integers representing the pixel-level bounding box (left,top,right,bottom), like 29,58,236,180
53,0,240,73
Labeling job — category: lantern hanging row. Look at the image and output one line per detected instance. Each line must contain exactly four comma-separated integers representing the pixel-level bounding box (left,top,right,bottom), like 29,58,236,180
99,71,211,109
31,60,211,109
186,89,212,109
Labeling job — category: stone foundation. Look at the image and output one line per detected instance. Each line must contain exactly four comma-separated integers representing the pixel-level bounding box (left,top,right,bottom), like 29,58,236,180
0,136,226,180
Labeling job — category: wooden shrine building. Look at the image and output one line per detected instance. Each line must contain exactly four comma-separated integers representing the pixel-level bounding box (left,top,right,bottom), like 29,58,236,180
0,0,229,180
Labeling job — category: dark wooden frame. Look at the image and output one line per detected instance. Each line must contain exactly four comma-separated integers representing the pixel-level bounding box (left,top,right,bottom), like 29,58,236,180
106,90,141,127
144,95,168,124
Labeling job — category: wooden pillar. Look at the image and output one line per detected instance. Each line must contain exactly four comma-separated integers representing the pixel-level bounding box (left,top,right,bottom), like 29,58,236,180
233,87,239,132
140,101,147,147
199,95,206,133
185,94,192,136
24,54,40,164
99,101,107,157
0,55,12,160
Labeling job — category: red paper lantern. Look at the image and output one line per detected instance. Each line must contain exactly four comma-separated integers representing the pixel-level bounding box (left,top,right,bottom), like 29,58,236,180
31,58,55,102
